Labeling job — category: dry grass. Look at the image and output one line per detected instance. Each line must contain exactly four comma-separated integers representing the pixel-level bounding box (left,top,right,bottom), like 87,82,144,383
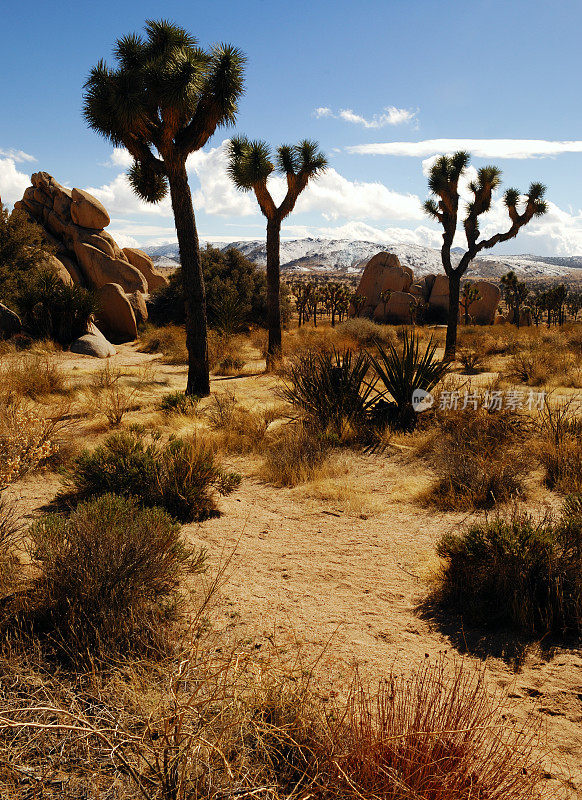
0,647,548,800
259,422,332,487
0,352,69,401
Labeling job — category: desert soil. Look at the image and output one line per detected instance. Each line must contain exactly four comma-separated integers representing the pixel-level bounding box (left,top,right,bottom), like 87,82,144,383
9,343,582,798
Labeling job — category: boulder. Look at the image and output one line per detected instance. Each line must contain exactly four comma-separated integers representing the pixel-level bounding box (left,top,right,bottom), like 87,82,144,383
123,247,169,292
373,291,417,324
126,290,148,327
428,274,450,314
95,283,138,342
0,303,22,339
70,323,116,358
462,280,500,325
42,252,73,286
73,242,148,293
70,188,110,230
349,252,414,317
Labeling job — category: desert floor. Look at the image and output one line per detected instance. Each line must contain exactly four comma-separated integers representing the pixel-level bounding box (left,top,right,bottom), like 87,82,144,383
7,337,582,798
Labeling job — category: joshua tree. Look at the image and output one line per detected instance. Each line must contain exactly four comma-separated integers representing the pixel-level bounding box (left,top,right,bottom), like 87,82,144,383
460,283,482,326
424,152,547,359
351,294,367,318
500,271,529,327
227,138,327,367
379,289,393,321
83,20,245,396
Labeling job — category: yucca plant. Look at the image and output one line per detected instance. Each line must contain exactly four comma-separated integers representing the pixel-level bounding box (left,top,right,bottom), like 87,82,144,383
368,329,449,430
281,348,376,438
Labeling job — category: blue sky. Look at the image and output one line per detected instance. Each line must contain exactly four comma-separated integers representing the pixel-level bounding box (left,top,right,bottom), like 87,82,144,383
2,0,582,255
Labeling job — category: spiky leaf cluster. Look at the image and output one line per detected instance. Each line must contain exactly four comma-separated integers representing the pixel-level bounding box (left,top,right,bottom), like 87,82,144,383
83,19,245,203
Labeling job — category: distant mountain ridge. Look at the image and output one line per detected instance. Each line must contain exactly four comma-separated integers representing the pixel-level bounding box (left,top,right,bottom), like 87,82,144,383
143,238,582,280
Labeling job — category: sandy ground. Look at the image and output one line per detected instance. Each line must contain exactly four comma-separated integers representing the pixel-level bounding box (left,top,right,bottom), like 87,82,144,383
8,343,582,797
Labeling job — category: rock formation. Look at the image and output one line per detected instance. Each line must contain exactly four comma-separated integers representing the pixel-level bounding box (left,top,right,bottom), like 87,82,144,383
14,172,169,345
350,252,501,325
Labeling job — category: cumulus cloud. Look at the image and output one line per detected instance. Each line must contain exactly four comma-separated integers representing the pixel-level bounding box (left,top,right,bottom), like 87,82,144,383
347,138,582,159
0,155,33,206
314,106,417,128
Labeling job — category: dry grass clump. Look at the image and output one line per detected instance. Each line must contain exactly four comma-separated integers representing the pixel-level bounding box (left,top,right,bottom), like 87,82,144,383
208,331,246,375
0,352,69,400
426,403,532,509
160,390,200,415
13,494,206,665
323,659,545,800
457,346,488,374
0,497,22,594
260,422,331,487
335,317,394,347
139,324,188,364
434,498,582,637
0,650,547,799
206,390,281,454
89,362,140,426
536,397,582,493
65,427,241,522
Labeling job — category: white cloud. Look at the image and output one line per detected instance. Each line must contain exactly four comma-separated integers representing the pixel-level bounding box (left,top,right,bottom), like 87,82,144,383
315,106,417,128
0,148,36,163
293,167,424,221
187,143,256,216
85,172,173,217
0,156,32,206
347,138,582,159
102,147,133,168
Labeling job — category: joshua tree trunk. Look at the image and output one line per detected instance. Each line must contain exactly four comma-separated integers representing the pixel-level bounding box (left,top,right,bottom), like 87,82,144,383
266,218,282,369
445,272,460,360
167,159,210,396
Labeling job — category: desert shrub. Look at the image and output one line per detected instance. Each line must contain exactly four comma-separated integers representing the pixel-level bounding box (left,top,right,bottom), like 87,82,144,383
508,348,550,386
207,392,276,453
537,397,582,493
160,390,200,415
0,352,68,400
0,401,59,487
260,423,330,486
90,362,139,426
16,270,96,346
138,324,188,364
208,331,246,375
25,494,205,662
323,659,545,800
149,245,291,329
428,404,531,509
368,329,449,431
0,203,54,302
281,348,376,438
435,499,582,636
335,317,393,347
66,428,240,522
0,497,22,593
457,347,486,374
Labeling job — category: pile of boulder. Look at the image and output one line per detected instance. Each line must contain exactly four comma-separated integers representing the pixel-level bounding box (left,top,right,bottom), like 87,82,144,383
349,252,500,325
13,172,168,355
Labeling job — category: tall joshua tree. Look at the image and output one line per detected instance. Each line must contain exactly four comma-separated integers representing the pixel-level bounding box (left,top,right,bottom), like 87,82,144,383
424,152,547,359
83,20,245,396
227,138,327,367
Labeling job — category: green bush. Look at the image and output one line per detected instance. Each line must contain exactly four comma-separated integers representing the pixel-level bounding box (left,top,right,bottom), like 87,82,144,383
16,270,96,346
281,348,376,438
0,204,54,302
435,497,582,636
149,244,290,329
66,428,241,522
26,494,205,662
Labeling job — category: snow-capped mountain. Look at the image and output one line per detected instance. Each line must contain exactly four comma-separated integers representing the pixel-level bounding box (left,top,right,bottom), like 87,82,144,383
143,238,582,281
